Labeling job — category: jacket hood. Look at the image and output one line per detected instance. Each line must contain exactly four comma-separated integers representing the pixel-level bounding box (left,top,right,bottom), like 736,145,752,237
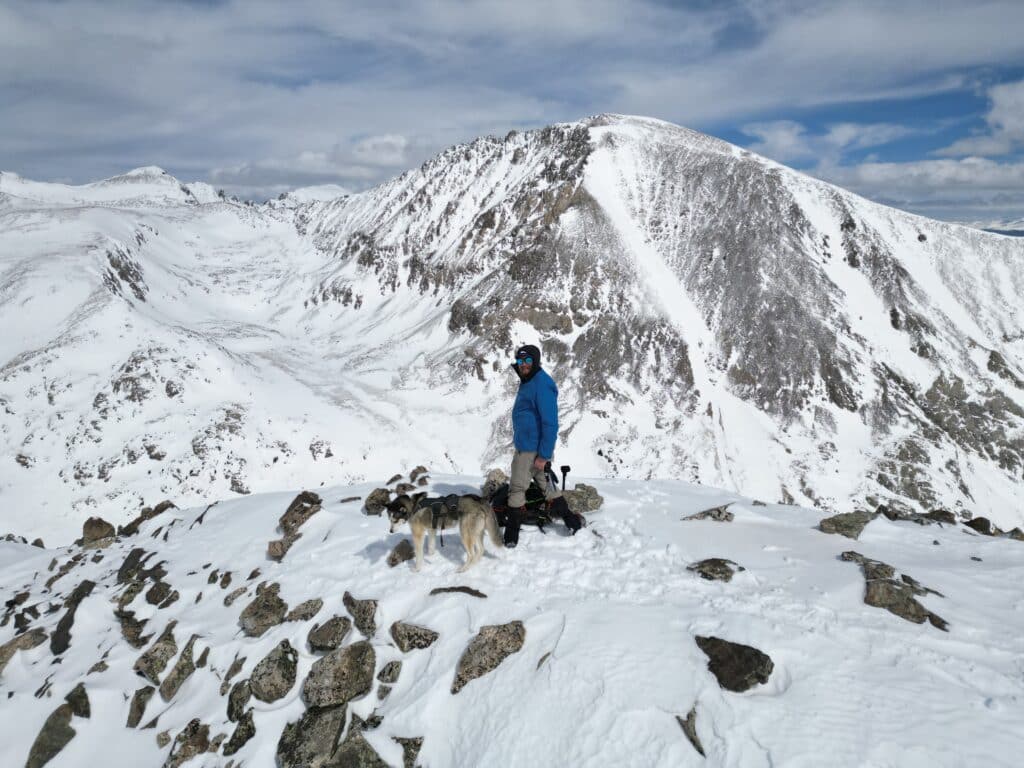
511,344,542,383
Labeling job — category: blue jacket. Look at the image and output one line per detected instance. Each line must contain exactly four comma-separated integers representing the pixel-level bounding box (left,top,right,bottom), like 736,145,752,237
512,367,558,459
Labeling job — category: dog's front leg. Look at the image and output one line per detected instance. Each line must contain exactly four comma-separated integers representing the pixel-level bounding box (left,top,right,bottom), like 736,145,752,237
413,531,425,572
426,528,437,557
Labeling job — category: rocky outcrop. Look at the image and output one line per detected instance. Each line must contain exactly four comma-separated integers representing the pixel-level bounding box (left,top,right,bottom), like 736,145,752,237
818,510,877,539
134,620,177,685
390,622,439,652
452,621,526,694
695,635,774,692
119,501,176,537
238,582,287,637
684,504,734,522
343,591,377,637
308,616,352,652
840,551,948,630
251,640,298,703
303,640,375,708
687,558,745,582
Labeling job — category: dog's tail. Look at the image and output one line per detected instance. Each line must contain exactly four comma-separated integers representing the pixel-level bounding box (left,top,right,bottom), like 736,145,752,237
485,507,504,549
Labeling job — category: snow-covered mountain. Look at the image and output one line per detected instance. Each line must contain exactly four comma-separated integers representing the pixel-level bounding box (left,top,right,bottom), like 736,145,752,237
2,479,1022,768
3,115,1024,546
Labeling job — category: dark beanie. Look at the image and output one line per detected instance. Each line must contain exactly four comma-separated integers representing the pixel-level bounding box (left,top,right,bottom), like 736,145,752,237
515,344,541,368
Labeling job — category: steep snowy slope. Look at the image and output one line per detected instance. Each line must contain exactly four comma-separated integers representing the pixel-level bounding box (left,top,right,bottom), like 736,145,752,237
3,116,1024,546
1,478,1022,768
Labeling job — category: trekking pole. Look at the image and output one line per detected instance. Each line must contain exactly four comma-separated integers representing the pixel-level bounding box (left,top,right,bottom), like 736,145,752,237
560,465,570,492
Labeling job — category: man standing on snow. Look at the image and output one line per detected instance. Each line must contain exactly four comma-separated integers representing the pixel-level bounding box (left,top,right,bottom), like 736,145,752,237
504,343,579,547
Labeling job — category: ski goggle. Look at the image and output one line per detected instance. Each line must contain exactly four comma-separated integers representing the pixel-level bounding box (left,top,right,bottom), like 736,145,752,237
515,356,533,365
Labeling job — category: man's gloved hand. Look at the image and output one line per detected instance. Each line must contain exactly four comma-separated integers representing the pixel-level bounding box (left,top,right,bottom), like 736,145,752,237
533,456,548,471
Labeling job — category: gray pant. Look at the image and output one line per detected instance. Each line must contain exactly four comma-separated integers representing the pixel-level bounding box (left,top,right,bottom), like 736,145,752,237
508,450,562,508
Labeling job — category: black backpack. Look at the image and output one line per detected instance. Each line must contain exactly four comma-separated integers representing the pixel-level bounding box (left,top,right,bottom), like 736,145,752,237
490,480,553,530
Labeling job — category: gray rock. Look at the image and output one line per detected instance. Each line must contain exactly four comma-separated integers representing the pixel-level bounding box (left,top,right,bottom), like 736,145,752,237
303,640,375,708
390,621,439,653
395,482,416,494
115,609,150,648
331,725,389,768
159,635,197,702
386,473,404,485
818,510,877,539
25,684,91,767
64,683,90,718
223,586,247,607
51,579,96,655
377,660,402,684
387,539,415,567
363,488,391,516
687,558,745,582
343,591,378,637
287,598,324,622
238,582,288,637
119,500,176,537
280,491,323,536
222,709,255,757
251,640,298,703
840,551,948,630
562,483,604,513
452,621,526,694
308,616,352,652
409,465,429,483
676,707,705,757
127,686,155,728
277,705,347,768
394,736,424,768
226,679,251,723
695,635,774,692
964,516,998,535
430,585,488,598
684,504,734,522
162,718,209,768
0,626,46,676
134,621,177,686
81,516,115,544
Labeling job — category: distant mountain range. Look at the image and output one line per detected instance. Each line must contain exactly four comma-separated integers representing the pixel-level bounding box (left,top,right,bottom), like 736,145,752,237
2,115,1023,544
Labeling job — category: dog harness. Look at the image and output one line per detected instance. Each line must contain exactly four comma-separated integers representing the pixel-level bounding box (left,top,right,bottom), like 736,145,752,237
416,493,461,547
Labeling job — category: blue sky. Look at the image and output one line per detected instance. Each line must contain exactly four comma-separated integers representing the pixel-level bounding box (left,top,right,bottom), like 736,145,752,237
2,0,1023,223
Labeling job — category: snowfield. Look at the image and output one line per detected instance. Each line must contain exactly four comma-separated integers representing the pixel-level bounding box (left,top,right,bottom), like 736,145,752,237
1,475,1022,767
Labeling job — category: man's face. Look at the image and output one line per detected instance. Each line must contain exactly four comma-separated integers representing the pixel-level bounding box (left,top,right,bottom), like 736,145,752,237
516,355,533,375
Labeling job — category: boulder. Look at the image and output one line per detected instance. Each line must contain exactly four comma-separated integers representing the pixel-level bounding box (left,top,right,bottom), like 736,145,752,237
452,621,526,694
377,660,402,684
343,591,378,637
286,598,324,622
0,626,46,676
159,634,198,701
687,558,745,582
162,719,209,768
127,686,155,728
308,616,352,652
964,516,997,535
840,551,948,630
683,504,734,522
303,640,375,708
390,622,439,652
81,516,115,545
280,491,323,536
227,680,251,723
222,709,255,757
251,640,298,703
238,582,288,637
134,621,178,685
562,483,604,513
363,488,391,515
695,635,774,692
277,705,347,768
387,539,415,567
818,510,877,540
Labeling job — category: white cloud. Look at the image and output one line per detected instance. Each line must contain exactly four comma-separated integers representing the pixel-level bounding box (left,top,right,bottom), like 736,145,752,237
742,120,916,164
937,79,1024,157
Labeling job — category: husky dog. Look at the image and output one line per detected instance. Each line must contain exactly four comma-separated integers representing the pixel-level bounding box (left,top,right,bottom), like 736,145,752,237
387,492,503,572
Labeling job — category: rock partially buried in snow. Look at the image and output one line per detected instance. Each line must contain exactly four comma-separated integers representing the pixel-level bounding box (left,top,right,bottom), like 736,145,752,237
80,516,115,545
286,598,323,622
409,465,429,483
277,705,347,768
134,620,177,685
387,539,415,567
684,504,734,522
562,483,604,514
331,723,390,767
159,634,198,701
676,707,705,757
363,488,391,516
119,500,176,537
302,640,375,708
226,680,251,723
222,709,255,757
377,660,402,684
238,582,288,637
163,718,209,768
394,736,424,768
308,616,352,652
343,591,378,637
430,585,487,599
0,626,46,676
250,640,298,703
127,685,155,728
451,621,526,694
687,558,745,582
695,635,774,692
840,551,948,630
818,510,877,539
390,621,439,652
25,683,90,768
